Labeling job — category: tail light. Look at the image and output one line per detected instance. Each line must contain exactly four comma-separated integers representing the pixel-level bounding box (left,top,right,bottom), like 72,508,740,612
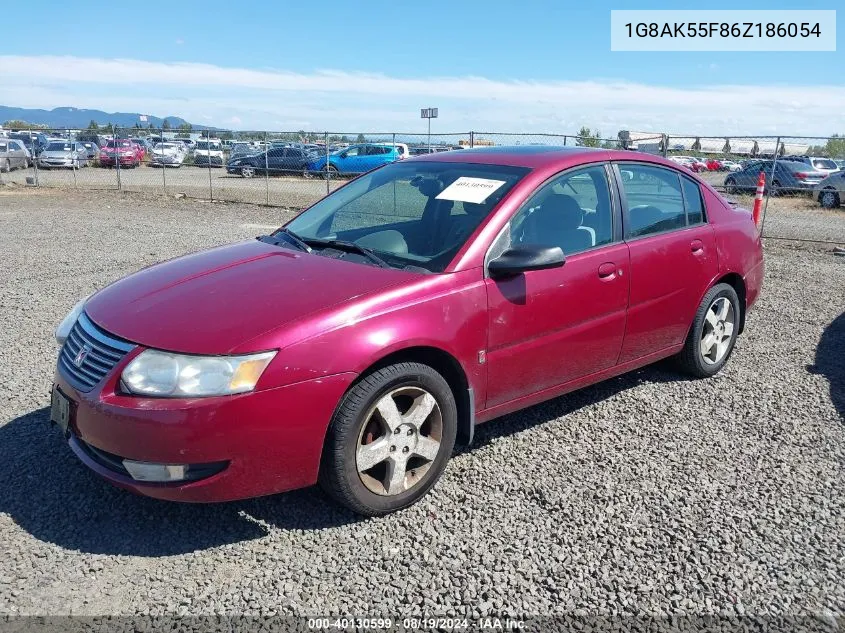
795,172,809,180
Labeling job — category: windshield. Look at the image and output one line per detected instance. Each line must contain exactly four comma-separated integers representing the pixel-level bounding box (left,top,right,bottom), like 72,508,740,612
285,161,530,272
155,143,177,150
196,142,220,151
106,140,131,149
46,142,73,152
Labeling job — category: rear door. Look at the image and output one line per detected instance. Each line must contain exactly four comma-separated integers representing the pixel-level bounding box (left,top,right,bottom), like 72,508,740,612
614,162,718,363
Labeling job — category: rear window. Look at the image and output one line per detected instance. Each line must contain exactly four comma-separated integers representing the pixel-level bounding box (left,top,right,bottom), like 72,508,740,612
812,158,837,170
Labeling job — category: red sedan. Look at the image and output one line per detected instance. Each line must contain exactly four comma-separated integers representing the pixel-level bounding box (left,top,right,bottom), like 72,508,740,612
52,147,764,515
99,139,142,168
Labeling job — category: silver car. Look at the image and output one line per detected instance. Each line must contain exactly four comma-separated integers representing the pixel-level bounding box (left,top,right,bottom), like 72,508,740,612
38,141,89,169
813,171,845,208
0,138,30,172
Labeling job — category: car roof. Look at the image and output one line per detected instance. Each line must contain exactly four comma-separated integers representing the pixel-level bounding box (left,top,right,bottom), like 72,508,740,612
410,145,680,169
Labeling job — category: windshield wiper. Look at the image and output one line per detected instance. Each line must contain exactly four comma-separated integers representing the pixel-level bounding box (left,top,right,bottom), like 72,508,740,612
303,237,390,268
258,228,312,252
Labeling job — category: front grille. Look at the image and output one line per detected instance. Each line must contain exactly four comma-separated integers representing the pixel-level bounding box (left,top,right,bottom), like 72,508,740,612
59,312,135,392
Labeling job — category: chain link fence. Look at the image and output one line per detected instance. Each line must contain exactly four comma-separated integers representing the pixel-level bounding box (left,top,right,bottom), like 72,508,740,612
1,128,842,244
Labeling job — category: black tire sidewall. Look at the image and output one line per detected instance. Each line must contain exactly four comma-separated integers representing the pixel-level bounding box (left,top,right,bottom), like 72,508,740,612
687,284,741,377
322,363,457,515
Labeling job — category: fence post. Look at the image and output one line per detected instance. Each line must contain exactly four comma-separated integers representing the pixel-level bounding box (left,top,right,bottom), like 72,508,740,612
264,131,270,206
662,134,669,158
469,131,474,149
563,135,567,147
207,131,213,202
32,132,39,187
115,128,122,191
760,136,780,235
325,132,330,195
161,128,167,194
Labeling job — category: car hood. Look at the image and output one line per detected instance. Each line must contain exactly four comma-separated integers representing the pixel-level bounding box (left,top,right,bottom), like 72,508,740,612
41,151,74,158
84,239,416,354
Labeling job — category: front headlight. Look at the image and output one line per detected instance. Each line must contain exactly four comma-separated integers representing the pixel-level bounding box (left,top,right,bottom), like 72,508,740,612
121,350,276,397
55,297,89,345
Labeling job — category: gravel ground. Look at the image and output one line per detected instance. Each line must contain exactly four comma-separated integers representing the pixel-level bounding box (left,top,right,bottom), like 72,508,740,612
0,189,843,622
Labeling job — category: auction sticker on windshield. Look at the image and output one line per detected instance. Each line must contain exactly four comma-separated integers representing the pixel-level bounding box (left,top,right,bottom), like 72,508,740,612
436,177,506,204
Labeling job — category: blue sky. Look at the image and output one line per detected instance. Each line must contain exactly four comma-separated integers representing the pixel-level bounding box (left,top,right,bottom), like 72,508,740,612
0,0,841,135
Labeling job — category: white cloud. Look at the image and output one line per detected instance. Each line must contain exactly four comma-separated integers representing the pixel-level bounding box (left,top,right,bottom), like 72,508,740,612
1,55,842,137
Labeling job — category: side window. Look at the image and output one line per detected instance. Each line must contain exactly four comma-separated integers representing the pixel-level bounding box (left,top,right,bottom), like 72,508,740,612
619,164,686,238
681,177,705,225
510,165,614,256
345,146,360,157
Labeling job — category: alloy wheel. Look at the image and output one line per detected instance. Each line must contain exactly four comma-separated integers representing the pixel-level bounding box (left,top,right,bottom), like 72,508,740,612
356,386,443,496
241,166,255,178
700,297,735,365
820,190,839,209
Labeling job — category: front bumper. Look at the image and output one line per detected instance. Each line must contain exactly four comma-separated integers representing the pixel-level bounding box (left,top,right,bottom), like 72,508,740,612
100,155,136,166
53,364,356,502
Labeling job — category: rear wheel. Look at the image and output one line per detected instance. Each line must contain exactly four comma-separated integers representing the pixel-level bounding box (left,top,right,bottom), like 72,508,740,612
676,283,741,378
319,362,457,516
724,178,737,195
3,159,9,173
820,189,840,209
323,164,339,180
240,165,256,178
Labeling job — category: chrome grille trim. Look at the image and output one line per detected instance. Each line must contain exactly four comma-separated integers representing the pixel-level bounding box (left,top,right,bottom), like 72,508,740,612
57,312,135,392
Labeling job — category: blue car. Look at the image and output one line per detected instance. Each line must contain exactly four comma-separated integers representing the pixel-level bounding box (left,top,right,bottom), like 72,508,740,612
306,143,401,177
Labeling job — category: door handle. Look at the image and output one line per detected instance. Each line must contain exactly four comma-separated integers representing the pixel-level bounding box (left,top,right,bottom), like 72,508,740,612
690,239,704,254
598,262,617,279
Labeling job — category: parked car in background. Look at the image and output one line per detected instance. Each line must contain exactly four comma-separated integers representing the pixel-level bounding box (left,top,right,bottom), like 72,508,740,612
781,155,840,176
705,158,723,171
193,140,224,167
130,138,153,158
0,138,29,172
724,159,827,195
813,171,845,208
50,146,764,515
382,143,409,159
38,141,90,169
410,146,452,155
306,143,402,177
99,139,142,168
720,160,742,172
668,156,707,172
227,146,319,177
10,132,49,157
77,141,100,160
834,159,845,170
228,142,254,160
150,142,187,168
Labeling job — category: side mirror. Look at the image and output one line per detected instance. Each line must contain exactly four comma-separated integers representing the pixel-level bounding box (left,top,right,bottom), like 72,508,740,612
488,245,565,279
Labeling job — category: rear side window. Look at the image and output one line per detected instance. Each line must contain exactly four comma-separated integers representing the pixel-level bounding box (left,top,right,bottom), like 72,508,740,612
619,164,686,237
681,177,705,225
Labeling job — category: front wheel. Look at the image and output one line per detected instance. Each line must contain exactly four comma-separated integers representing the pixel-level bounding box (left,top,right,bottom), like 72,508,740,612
2,159,9,173
820,189,840,209
323,164,339,180
724,178,736,195
319,362,457,516
240,165,256,178
676,283,741,378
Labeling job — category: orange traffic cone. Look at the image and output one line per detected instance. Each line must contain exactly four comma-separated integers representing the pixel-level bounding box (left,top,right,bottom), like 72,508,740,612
752,171,765,227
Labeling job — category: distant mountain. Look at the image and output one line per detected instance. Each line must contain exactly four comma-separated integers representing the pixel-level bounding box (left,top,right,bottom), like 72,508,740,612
0,106,208,130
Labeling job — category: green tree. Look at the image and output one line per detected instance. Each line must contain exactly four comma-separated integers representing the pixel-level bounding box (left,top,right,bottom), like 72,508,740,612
87,120,100,131
356,133,366,143
824,134,845,158
576,126,601,148
162,119,171,131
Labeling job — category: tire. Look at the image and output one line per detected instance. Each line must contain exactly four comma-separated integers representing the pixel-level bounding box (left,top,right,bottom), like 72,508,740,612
724,178,736,195
302,168,314,179
676,283,741,378
323,164,339,180
769,180,781,197
819,189,840,209
319,362,457,516
2,159,9,173
240,165,256,178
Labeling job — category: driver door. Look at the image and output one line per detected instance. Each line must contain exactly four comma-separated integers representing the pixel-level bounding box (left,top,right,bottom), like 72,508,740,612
484,164,630,408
